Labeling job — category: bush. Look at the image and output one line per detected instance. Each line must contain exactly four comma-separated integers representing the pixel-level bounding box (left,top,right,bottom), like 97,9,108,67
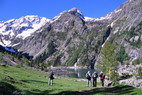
117,46,130,64
111,70,119,86
124,27,142,48
56,32,67,40
97,41,118,73
119,73,133,80
136,67,142,79
66,45,84,66
0,52,3,65
132,59,142,65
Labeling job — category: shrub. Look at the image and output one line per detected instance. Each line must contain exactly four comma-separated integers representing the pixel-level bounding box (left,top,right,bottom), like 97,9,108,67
97,41,118,73
56,32,67,40
0,52,3,65
119,73,133,80
136,67,142,79
124,27,142,48
117,46,130,64
111,70,119,86
66,45,84,66
53,53,64,66
132,59,142,65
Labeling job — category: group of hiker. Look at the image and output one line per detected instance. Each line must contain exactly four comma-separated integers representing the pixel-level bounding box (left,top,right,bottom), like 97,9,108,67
48,70,112,87
86,71,106,87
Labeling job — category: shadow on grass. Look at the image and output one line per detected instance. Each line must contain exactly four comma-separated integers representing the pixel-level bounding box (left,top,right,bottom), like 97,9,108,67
0,81,21,95
21,80,47,84
55,85,138,95
24,89,54,95
0,81,53,95
23,85,139,95
0,81,139,95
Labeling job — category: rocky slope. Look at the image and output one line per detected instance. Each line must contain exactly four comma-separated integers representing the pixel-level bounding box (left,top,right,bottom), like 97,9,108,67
0,15,50,46
95,0,142,88
0,0,142,87
17,8,112,68
0,0,142,67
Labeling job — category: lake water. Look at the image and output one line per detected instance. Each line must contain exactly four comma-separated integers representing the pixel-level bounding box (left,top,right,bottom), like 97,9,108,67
53,67,100,79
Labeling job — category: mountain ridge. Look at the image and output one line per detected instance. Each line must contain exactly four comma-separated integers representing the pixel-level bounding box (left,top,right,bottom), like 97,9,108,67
0,0,142,66
1,0,142,88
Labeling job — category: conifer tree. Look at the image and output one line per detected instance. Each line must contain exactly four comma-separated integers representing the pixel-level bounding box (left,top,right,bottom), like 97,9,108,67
0,52,3,64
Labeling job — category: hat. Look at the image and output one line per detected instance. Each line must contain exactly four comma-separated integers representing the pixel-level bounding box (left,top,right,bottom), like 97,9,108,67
94,71,97,73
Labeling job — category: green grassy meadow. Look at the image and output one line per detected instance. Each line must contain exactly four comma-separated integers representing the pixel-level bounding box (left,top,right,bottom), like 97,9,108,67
0,66,142,95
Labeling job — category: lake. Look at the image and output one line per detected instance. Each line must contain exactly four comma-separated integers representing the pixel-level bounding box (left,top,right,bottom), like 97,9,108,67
52,67,101,79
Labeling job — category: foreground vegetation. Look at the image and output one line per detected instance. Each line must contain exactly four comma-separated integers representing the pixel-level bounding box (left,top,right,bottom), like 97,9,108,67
0,66,142,95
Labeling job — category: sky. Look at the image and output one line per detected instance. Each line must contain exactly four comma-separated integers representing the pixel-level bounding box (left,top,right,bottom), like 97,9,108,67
0,0,127,21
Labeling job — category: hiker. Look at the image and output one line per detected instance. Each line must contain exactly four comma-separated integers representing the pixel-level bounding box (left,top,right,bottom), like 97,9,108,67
107,80,113,87
92,72,98,87
99,72,105,87
86,71,92,87
48,71,54,85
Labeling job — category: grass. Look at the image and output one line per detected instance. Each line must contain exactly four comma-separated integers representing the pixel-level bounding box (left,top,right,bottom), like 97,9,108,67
0,66,142,95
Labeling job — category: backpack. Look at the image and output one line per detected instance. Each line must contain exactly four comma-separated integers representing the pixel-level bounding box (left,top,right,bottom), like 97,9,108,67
49,72,54,79
101,74,105,79
86,73,91,79
93,73,98,78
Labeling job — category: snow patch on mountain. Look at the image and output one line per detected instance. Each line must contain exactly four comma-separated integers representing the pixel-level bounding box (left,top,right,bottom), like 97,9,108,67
84,17,95,21
0,39,11,46
84,8,122,22
52,8,84,23
16,16,50,39
0,15,51,46
68,8,84,19
52,11,67,22
114,9,122,14
84,15,111,22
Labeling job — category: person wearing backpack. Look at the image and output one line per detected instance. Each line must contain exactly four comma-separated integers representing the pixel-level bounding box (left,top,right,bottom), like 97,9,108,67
86,71,92,87
99,72,105,87
92,72,98,87
48,71,55,85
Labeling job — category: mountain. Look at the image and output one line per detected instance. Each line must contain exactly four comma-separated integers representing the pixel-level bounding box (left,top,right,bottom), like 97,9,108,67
0,0,142,67
15,8,111,67
97,0,142,65
0,0,142,88
96,0,142,88
0,15,50,46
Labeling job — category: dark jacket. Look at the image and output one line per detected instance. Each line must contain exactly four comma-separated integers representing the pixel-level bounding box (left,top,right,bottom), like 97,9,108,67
49,72,54,79
86,73,91,80
92,73,98,79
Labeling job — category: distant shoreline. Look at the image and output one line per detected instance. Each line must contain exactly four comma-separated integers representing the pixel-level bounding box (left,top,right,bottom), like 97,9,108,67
49,66,88,70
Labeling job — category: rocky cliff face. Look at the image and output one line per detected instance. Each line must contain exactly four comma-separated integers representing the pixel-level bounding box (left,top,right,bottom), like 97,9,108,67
1,0,142,88
17,8,110,68
0,15,50,47
0,0,142,69
97,0,142,64
95,0,142,88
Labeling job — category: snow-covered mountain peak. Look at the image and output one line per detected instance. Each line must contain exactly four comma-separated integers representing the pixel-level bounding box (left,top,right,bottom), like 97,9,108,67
68,8,82,14
68,8,84,19
52,8,84,22
52,11,67,22
20,15,51,24
84,17,96,21
13,15,50,25
0,15,51,46
84,7,123,22
5,19,16,23
84,15,112,22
